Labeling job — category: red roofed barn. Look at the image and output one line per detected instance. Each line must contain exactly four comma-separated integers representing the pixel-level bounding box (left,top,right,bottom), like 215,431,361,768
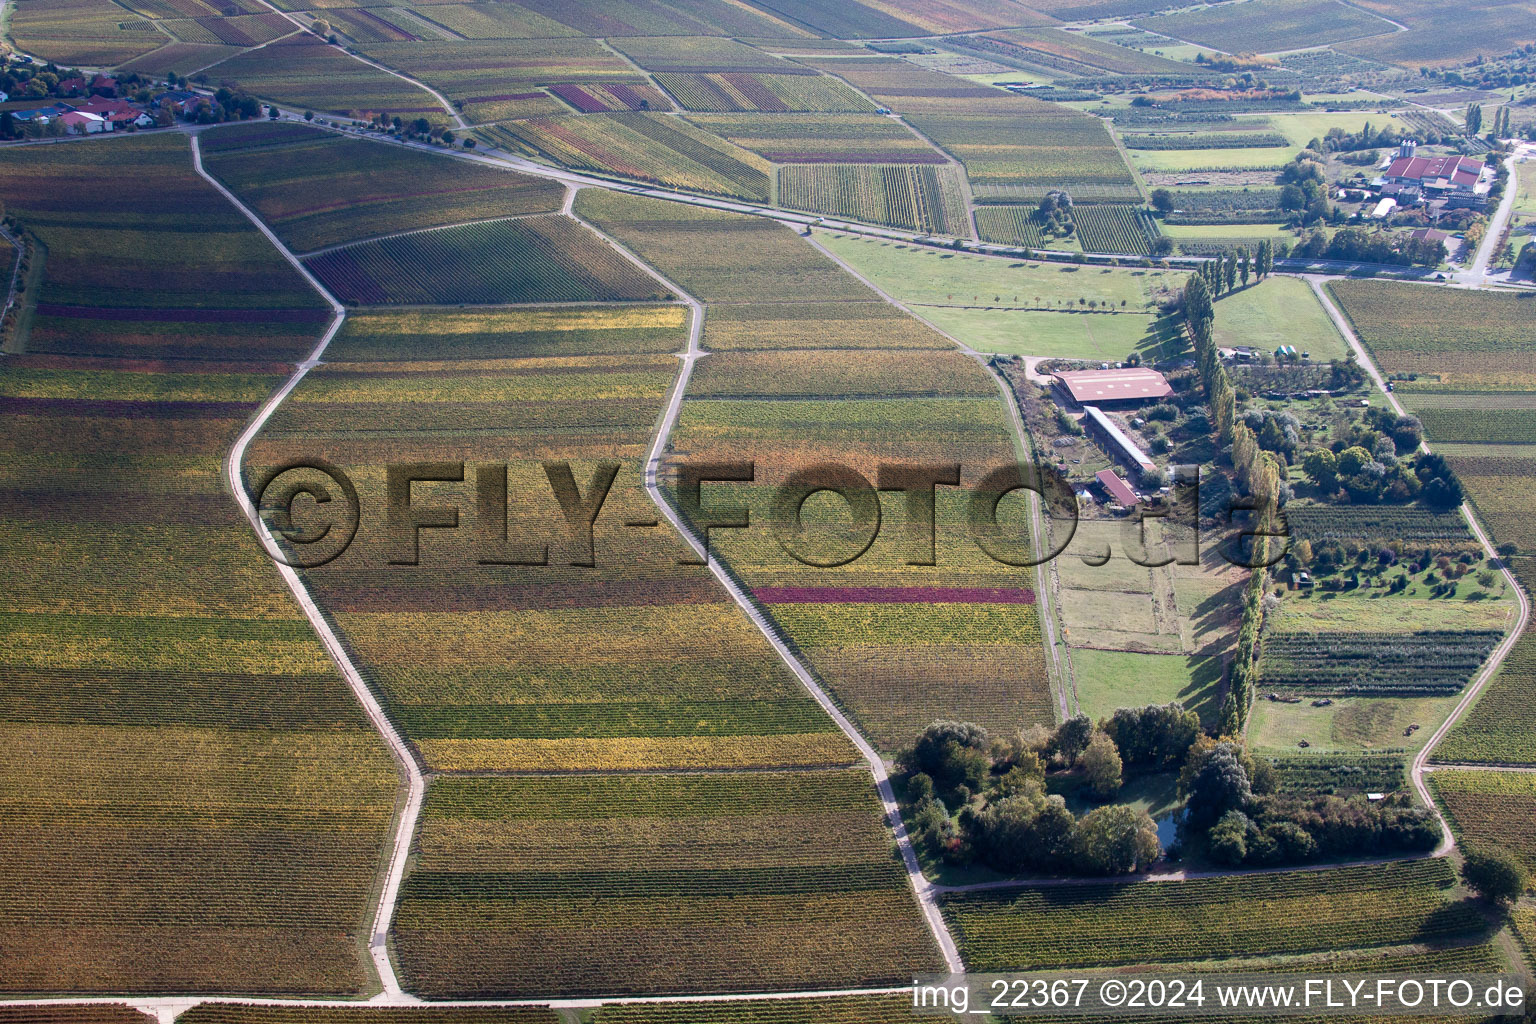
1053,367,1173,408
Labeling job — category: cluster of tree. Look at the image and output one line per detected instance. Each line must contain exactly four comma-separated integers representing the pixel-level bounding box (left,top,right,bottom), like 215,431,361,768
1316,121,1403,154
1299,411,1461,507
1183,739,1437,866
1460,842,1530,907
1034,192,1075,240
903,714,1188,876
1279,151,1333,226
1184,273,1282,733
1291,227,1447,268
1187,244,1273,296
1466,103,1513,140
1291,537,1485,582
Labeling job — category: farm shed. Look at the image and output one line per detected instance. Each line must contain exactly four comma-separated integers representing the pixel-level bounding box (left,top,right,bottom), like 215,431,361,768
1052,367,1173,408
1082,404,1156,478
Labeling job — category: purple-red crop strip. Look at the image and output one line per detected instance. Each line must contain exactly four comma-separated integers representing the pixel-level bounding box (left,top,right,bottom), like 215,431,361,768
755,586,1036,604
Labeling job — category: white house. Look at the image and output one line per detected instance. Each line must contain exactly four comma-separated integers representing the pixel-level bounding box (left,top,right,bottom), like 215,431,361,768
57,110,108,134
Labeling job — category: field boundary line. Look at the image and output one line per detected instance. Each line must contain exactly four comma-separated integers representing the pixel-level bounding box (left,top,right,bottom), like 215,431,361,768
1304,273,1532,855
294,211,567,258
192,132,423,1003
571,205,965,975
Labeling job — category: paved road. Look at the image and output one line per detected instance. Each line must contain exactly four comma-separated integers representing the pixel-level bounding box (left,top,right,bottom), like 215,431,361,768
1455,148,1528,287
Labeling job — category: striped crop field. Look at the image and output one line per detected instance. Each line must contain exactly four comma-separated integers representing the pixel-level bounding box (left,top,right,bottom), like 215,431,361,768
201,122,564,252
243,304,856,773
942,859,1482,970
777,164,970,235
391,772,943,996
201,34,449,117
0,135,397,994
685,113,945,164
302,217,669,305
653,71,874,113
481,113,770,201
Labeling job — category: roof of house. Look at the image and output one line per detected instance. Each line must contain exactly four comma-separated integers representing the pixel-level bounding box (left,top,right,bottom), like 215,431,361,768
57,110,103,125
1408,227,1450,242
1095,469,1139,507
1384,154,1483,189
1053,367,1173,404
1082,404,1156,473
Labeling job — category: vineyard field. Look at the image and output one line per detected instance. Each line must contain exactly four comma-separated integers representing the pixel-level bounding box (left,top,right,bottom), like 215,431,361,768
1415,408,1536,445
908,112,1138,198
574,191,874,303
201,35,447,117
1447,452,1536,557
391,772,942,995
1282,504,1473,545
202,122,563,252
942,859,1480,970
1430,770,1536,871
1133,0,1397,53
303,217,667,305
1259,630,1503,697
777,164,969,235
1072,205,1161,255
243,304,855,773
684,114,944,164
6,0,168,66
0,135,397,993
654,72,873,113
975,206,1048,248
702,303,951,352
1327,281,1536,390
481,113,770,201
1436,635,1536,765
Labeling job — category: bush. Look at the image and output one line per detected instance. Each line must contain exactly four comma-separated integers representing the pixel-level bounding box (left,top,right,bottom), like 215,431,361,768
1461,842,1527,906
910,720,990,790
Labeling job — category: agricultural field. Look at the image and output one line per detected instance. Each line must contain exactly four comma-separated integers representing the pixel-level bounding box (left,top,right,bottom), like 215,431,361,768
1133,0,1398,53
1444,451,1536,560
949,28,1197,77
202,35,449,118
201,122,564,252
392,772,943,995
182,1010,557,1024
6,0,169,66
684,114,945,164
481,113,770,201
1260,630,1504,696
1430,769,1536,873
1282,504,1474,546
358,38,638,102
813,233,1186,361
0,135,398,993
975,206,1059,248
777,165,969,235
244,304,855,772
303,216,667,305
654,72,872,113
1071,205,1162,255
1121,133,1290,150
607,36,802,74
548,83,672,114
701,302,953,352
1437,635,1536,765
907,111,1141,204
1336,0,1536,67
942,859,1481,970
1212,276,1350,362
575,191,874,302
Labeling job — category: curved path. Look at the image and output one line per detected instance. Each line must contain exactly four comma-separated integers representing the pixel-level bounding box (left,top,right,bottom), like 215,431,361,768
192,134,424,1002
1307,275,1533,856
573,200,966,975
